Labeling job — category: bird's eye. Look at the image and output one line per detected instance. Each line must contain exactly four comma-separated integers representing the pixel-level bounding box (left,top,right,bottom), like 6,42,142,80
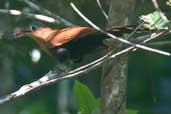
29,25,37,32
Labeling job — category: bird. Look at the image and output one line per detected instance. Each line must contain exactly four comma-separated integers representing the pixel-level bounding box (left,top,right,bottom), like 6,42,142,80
14,23,146,73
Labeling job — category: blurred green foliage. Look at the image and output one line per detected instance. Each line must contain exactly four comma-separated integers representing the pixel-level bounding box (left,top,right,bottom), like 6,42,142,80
73,80,140,114
73,80,99,114
167,0,171,6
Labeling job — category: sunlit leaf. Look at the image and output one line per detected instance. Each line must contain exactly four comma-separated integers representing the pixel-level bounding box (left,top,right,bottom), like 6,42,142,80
140,11,169,30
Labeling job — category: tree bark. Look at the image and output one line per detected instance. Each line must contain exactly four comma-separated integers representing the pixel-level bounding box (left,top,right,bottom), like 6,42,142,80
100,0,136,114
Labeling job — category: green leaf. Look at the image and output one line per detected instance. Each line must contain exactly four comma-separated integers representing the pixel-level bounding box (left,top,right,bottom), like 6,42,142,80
73,80,99,114
140,11,168,30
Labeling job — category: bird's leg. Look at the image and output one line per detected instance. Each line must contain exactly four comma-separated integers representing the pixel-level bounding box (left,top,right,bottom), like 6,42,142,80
53,60,74,76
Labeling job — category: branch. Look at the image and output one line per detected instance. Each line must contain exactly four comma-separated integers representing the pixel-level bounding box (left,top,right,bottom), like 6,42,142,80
0,50,113,104
21,0,75,26
0,9,61,24
70,2,171,56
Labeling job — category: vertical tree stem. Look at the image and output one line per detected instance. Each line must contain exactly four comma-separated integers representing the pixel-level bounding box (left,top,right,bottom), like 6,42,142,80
101,0,136,114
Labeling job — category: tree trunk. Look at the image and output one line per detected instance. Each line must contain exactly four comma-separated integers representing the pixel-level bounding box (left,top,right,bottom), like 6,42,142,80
100,0,136,114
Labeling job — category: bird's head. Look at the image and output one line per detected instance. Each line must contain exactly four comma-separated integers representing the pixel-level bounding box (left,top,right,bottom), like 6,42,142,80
14,23,55,55
14,24,39,38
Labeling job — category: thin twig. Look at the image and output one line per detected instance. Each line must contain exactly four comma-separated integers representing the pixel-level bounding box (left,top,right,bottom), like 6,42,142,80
142,30,168,43
126,22,145,40
70,2,171,56
96,0,108,20
22,0,75,26
129,30,168,52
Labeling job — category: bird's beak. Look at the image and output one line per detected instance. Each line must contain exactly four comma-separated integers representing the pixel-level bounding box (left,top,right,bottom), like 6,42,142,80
13,27,26,38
